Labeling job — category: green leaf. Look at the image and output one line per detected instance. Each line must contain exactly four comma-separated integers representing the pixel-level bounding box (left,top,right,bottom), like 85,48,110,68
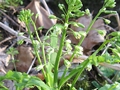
0,82,8,90
115,45,120,52
1,71,51,89
92,81,101,88
112,49,120,58
17,39,24,45
99,82,120,90
50,52,57,65
59,59,90,88
100,67,115,77
26,77,51,90
46,62,54,87
50,33,58,48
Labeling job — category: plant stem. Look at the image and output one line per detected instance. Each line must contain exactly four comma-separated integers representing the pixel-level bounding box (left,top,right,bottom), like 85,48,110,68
26,23,46,77
58,59,90,89
93,37,116,55
54,28,66,87
54,11,69,88
31,20,47,64
70,7,105,90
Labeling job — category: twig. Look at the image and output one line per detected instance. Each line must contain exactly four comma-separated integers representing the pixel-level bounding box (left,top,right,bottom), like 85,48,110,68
96,67,113,84
101,43,111,55
41,0,55,24
0,10,25,32
0,36,15,45
88,71,102,86
27,57,36,74
41,0,51,15
0,22,31,43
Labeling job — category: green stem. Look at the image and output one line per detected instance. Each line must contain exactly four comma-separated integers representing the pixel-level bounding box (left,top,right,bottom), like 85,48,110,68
58,59,90,89
69,7,104,66
26,23,46,77
12,56,17,71
54,28,66,87
93,37,116,55
54,11,69,88
59,7,103,89
31,20,47,64
69,7,105,90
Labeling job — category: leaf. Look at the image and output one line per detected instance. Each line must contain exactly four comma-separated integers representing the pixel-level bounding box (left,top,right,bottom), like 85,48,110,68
50,33,58,48
0,47,11,73
92,81,101,89
50,52,57,65
25,0,57,30
100,67,115,77
16,45,34,72
69,15,107,54
1,71,51,90
99,82,120,90
26,77,51,90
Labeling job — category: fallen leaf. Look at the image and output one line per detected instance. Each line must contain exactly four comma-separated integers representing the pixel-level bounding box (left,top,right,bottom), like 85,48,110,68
0,47,11,73
16,45,34,72
82,19,106,51
69,14,106,54
71,14,92,32
25,0,56,32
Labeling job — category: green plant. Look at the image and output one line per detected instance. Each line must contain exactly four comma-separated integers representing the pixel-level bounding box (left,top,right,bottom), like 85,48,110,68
7,47,19,71
0,0,23,9
0,71,51,90
1,0,118,90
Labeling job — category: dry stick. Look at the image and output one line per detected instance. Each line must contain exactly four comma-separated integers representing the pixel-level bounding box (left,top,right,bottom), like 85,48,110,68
88,71,103,86
41,0,51,15
0,36,15,45
41,0,55,24
0,22,31,43
96,67,113,84
0,10,25,32
27,57,36,74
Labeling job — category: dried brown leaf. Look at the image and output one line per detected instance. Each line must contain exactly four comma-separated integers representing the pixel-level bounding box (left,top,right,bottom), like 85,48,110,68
69,14,106,54
0,47,11,73
25,0,56,32
71,14,92,32
16,45,34,72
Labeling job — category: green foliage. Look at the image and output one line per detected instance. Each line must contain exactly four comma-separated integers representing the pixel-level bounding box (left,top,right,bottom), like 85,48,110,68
99,82,120,90
0,71,51,90
1,0,119,90
7,47,19,71
0,0,23,9
7,47,19,56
